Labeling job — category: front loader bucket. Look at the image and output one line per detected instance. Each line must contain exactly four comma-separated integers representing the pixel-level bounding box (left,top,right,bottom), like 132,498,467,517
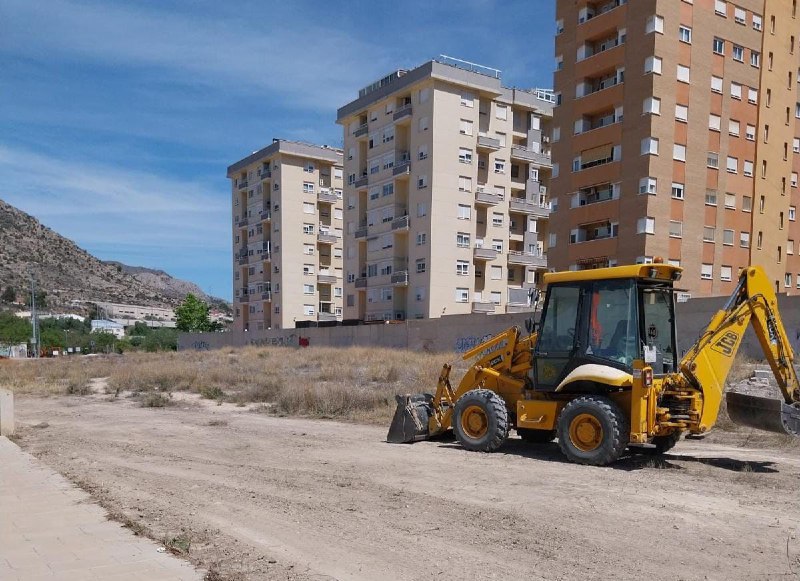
726,392,800,436
387,394,433,444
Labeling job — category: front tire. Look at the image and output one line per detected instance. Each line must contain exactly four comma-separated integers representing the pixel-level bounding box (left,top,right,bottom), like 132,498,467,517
453,389,509,452
557,395,629,466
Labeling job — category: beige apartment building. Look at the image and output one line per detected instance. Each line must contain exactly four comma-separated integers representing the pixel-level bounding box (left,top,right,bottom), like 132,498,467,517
228,140,344,331
551,0,800,297
336,57,554,321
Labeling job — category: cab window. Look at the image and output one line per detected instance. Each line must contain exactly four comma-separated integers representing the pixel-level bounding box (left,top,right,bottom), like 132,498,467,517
586,279,639,367
537,284,580,352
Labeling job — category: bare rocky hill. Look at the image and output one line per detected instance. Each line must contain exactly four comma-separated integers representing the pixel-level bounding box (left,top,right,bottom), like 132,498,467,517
0,199,226,311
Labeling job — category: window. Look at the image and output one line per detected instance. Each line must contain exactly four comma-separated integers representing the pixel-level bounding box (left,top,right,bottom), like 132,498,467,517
720,266,733,282
643,97,661,115
677,65,690,83
455,288,469,303
726,156,738,173
304,163,315,173
713,37,725,55
419,87,430,103
743,160,754,177
456,232,470,247
740,232,750,247
637,217,655,235
724,193,736,208
746,124,756,140
732,45,744,62
789,240,795,255
303,263,315,275
491,239,503,252
415,232,427,246
303,284,314,295
646,15,664,34
751,51,760,67
303,181,315,193
460,91,474,107
303,304,315,316
748,88,758,104
703,226,716,242
723,229,734,246
417,175,427,189
715,0,727,16
731,82,742,99
707,152,719,169
494,159,506,174
459,119,473,136
419,116,429,131
733,6,746,24
671,104,688,123
303,223,314,235
794,138,800,153
457,204,471,220
416,259,426,273
728,119,740,136
456,260,470,276
709,114,721,131
671,182,685,199
711,76,723,93
673,143,686,161
458,175,472,192
303,202,315,214
642,137,659,155
496,104,508,120
492,212,504,227
701,264,713,280
705,190,718,206
669,220,683,237
743,196,752,212
679,26,692,43
639,177,657,195
490,266,502,280
458,147,473,164
753,14,762,30
793,173,799,188
645,56,662,74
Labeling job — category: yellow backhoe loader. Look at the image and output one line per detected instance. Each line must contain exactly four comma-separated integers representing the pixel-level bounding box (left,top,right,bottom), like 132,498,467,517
387,263,800,465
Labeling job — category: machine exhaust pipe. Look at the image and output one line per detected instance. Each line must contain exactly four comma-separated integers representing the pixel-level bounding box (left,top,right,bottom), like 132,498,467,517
726,392,800,436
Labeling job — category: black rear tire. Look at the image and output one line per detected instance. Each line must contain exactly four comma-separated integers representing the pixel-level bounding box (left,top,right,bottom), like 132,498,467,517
556,395,629,466
517,428,556,444
453,389,509,452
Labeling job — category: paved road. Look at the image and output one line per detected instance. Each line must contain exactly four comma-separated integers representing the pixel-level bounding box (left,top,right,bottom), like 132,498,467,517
0,436,202,581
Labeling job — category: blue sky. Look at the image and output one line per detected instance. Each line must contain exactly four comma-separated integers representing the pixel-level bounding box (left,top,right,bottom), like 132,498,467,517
0,0,555,300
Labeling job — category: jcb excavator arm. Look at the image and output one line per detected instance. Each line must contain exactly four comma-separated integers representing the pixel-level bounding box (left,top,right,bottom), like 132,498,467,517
670,266,800,435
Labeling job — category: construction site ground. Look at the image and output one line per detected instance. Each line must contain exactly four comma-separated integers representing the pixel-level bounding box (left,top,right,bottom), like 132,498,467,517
11,390,800,581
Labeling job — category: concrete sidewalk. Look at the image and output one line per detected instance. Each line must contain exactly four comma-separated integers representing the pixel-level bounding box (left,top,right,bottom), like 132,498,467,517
0,437,202,580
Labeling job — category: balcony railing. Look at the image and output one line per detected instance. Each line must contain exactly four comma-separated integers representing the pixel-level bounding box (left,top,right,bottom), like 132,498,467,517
236,218,248,228
391,215,409,231
317,271,339,284
261,291,272,302
508,251,547,268
472,301,496,314
475,189,503,206
355,277,367,289
354,175,369,188
317,231,340,244
391,270,409,286
393,104,413,121
317,189,340,204
477,134,502,151
393,162,411,177
354,226,368,239
509,198,551,217
353,123,369,137
510,145,552,166
259,169,272,179
473,246,499,261
237,180,248,190
318,312,339,322
260,207,272,220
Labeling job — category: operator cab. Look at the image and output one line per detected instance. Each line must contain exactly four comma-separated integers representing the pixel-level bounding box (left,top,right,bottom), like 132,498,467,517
531,264,681,392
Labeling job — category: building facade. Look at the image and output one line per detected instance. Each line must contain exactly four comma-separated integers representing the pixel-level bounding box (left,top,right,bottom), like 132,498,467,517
337,57,554,321
228,140,344,331
551,0,800,296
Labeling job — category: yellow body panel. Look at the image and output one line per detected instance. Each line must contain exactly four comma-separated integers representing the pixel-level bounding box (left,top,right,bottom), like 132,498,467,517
516,400,562,430
543,264,681,285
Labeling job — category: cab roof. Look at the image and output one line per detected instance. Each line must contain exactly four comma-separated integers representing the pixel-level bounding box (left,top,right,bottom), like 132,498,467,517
543,264,682,286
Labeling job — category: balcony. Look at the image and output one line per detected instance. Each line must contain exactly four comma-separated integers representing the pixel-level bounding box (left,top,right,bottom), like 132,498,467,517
261,291,272,302
318,312,339,322
391,215,409,231
509,198,551,217
475,188,503,206
393,162,411,177
259,168,272,180
317,189,340,204
354,175,369,188
236,217,248,228
355,226,368,239
477,134,502,152
239,295,250,303
510,145,552,167
393,104,412,122
391,270,409,286
506,303,532,314
353,123,368,137
474,246,499,261
508,251,547,268
317,231,340,244
237,180,248,190
355,277,367,289
472,301,496,314
260,206,272,221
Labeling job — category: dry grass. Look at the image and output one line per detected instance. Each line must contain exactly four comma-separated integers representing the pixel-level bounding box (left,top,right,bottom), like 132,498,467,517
0,346,461,423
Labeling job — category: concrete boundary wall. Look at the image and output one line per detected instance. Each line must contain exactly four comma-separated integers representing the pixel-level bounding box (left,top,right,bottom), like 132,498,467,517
180,295,800,358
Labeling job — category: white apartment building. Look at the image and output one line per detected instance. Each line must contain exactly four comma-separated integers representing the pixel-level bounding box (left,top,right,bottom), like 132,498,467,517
228,139,344,331
336,57,554,321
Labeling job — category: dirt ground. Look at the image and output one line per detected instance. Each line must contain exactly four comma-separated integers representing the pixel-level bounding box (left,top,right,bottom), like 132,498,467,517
10,391,800,581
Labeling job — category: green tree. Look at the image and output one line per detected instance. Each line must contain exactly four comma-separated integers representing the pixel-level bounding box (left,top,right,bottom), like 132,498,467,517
175,294,217,332
0,311,32,344
25,290,47,309
1,286,16,303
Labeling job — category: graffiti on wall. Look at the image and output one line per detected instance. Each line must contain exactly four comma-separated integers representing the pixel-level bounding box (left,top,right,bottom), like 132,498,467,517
454,333,496,354
190,341,210,351
250,334,309,348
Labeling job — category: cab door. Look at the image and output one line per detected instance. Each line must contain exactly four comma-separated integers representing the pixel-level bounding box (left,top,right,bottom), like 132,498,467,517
533,284,582,390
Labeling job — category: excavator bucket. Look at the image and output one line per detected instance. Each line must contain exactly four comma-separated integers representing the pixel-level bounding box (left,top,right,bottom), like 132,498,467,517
386,394,433,443
726,392,800,436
